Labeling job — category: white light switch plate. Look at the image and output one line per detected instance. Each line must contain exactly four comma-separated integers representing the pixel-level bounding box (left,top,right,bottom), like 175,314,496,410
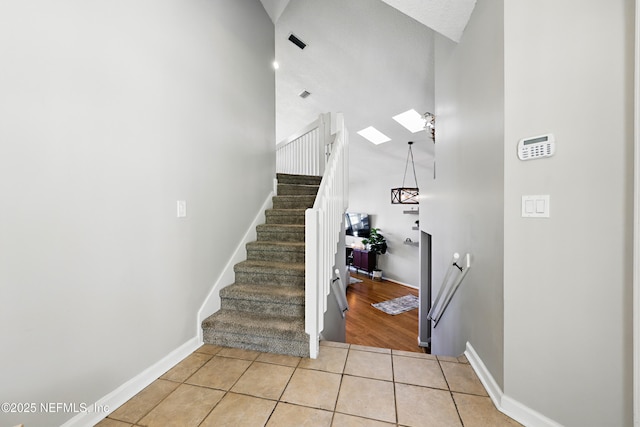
522,195,549,218
177,200,187,218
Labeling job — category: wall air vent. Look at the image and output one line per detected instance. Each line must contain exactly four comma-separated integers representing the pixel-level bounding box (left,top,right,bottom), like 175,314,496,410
299,90,311,99
288,33,307,50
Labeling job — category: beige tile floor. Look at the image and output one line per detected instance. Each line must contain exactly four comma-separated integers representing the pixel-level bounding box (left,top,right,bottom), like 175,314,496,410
96,341,522,427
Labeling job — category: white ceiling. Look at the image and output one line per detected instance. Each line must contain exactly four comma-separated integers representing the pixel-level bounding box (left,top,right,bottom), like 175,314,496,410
259,0,290,24
259,0,476,42
378,0,476,42
261,0,477,187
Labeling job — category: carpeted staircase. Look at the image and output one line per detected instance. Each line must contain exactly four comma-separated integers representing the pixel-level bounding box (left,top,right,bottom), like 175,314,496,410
201,173,322,357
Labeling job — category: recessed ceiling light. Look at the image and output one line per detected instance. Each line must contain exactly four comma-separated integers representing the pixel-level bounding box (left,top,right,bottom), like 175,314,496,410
272,61,280,70
357,126,391,145
393,109,426,133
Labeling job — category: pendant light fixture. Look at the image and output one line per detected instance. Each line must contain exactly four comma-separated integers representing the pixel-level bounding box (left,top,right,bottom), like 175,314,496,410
391,141,419,204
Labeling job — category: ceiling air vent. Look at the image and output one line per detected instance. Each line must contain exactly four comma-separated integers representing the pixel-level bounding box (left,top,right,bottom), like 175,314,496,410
288,33,307,50
299,90,311,99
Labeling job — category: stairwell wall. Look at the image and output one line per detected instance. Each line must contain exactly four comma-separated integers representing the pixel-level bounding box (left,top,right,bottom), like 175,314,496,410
503,1,633,425
0,1,275,426
427,0,505,387
429,0,633,425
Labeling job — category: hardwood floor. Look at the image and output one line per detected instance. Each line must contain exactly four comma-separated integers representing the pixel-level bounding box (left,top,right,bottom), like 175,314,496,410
345,270,428,353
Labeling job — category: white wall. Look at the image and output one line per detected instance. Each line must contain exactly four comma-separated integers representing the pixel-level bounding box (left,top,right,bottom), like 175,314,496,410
427,0,505,389
503,1,633,426
0,1,275,426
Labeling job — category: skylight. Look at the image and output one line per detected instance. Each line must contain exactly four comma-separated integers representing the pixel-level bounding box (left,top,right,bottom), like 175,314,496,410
357,126,391,145
392,109,426,133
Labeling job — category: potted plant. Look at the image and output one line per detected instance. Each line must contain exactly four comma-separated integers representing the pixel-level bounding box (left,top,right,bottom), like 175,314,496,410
362,228,387,280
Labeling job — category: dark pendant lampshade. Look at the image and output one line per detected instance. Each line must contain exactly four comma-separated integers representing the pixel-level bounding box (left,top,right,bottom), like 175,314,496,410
391,141,419,205
391,187,419,204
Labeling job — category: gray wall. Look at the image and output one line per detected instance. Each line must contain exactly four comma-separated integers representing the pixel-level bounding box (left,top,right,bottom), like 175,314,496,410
426,0,505,388
503,1,633,426
0,1,275,426
429,0,633,425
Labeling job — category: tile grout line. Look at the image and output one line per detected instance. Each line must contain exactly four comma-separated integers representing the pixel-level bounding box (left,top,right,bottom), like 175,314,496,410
391,349,399,426
264,355,301,425
183,349,228,427
329,351,347,427
112,350,217,425
437,358,466,427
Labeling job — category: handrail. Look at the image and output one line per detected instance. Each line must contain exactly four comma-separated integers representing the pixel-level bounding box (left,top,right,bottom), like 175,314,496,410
331,268,349,319
276,113,348,358
427,253,471,327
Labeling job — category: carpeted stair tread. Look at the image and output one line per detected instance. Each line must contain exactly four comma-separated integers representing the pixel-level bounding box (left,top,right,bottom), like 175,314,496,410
256,223,305,232
256,223,306,242
265,209,306,225
234,260,304,275
277,183,320,196
276,173,322,186
246,241,305,263
203,309,306,334
221,283,304,304
247,240,305,250
202,309,309,357
220,283,304,318
272,195,316,209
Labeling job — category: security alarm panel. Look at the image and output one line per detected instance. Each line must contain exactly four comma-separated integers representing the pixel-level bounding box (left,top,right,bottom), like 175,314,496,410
518,133,555,160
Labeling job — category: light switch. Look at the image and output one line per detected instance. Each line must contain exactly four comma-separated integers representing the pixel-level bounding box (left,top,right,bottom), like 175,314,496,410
522,195,550,218
177,200,187,218
525,200,534,214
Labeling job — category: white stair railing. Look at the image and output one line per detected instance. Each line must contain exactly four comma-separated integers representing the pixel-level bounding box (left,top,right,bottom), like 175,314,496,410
276,113,349,358
276,114,331,176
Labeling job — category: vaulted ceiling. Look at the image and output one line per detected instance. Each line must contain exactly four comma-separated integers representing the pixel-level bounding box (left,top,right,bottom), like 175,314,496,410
259,0,476,42
260,0,477,184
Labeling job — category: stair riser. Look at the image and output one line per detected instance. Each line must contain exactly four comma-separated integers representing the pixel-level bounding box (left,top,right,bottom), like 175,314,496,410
257,230,305,242
203,329,309,357
276,173,322,186
221,297,304,318
235,271,305,287
277,184,319,196
265,213,306,225
247,249,305,263
272,196,316,210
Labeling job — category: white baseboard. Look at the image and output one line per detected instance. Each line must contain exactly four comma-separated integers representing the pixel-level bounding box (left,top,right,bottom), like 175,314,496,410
465,342,563,427
61,336,200,427
347,267,418,289
383,277,418,289
196,192,274,341
464,342,504,407
500,395,564,427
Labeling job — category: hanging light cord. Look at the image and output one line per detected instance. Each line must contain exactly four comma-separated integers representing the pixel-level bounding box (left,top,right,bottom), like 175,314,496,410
402,142,418,188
